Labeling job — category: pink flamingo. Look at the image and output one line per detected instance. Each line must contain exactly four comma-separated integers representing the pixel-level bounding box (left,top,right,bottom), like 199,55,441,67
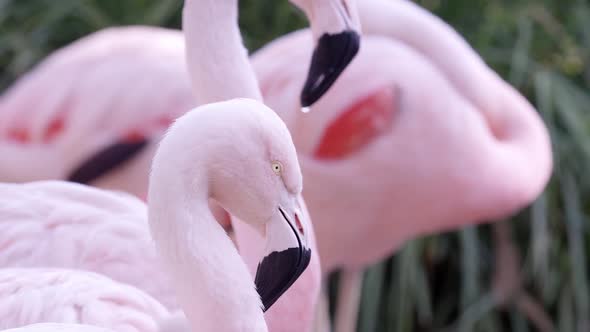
148,99,312,331
0,109,311,331
1,0,321,331
0,98,314,332
250,0,553,330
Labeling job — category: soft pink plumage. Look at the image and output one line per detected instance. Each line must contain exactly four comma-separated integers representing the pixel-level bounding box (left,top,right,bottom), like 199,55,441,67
0,181,177,309
0,268,168,332
0,177,319,332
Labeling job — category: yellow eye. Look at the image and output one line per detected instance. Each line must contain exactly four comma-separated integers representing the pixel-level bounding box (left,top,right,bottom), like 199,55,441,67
271,161,282,175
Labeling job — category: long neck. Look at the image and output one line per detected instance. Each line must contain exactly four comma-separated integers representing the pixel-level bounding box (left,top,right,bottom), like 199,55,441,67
183,0,262,104
148,154,267,332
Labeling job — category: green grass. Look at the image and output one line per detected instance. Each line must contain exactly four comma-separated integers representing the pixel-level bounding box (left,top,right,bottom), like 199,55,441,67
1,0,589,331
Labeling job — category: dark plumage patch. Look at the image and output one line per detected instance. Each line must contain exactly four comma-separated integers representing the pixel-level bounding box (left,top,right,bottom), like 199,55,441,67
300,30,360,107
67,139,148,184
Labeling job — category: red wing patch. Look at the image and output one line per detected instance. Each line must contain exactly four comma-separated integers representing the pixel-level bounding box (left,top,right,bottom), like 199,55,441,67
42,116,65,142
7,127,30,143
6,113,66,144
314,86,399,159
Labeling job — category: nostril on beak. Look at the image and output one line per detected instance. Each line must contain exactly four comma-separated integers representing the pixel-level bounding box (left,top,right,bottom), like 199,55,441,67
294,213,304,235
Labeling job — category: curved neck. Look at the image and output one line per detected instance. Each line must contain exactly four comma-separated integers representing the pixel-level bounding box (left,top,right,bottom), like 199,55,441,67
359,0,551,185
148,170,267,332
357,0,539,138
162,2,268,330
148,138,267,332
183,0,262,104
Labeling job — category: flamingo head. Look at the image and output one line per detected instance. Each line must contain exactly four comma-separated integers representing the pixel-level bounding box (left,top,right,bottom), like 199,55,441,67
201,99,313,311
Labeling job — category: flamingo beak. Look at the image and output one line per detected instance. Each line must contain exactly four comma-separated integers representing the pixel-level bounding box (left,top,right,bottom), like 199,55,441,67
299,0,361,107
67,139,149,184
300,30,360,107
254,201,312,312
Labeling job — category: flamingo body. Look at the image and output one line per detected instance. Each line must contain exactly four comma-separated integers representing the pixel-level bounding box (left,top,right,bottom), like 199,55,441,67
251,23,552,273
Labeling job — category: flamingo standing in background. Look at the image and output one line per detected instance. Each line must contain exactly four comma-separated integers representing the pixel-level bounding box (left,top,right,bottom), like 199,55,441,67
0,27,191,197
0,27,232,231
250,0,553,330
252,0,551,331
0,0,361,193
253,4,551,265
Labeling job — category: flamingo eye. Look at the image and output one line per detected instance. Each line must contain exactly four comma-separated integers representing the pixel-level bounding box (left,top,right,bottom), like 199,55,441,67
271,161,282,175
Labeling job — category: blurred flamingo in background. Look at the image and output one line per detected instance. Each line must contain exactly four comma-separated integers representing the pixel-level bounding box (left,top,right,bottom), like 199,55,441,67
0,0,362,196
253,0,552,268
0,27,233,231
0,27,189,198
251,0,552,330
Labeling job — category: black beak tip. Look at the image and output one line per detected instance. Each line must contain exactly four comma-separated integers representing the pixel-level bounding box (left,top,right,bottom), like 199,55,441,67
254,246,312,312
300,29,361,107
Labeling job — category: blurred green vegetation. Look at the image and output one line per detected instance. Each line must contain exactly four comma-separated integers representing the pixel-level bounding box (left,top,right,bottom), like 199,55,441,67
1,0,589,331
